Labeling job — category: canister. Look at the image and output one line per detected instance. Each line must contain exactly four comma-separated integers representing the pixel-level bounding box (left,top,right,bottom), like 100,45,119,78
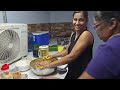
38,45,49,57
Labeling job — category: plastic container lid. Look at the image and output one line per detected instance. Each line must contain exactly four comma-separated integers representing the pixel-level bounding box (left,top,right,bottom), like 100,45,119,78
32,31,49,35
1,64,9,70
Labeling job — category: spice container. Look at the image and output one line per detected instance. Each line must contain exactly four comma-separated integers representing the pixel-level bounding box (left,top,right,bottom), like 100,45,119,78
1,64,13,79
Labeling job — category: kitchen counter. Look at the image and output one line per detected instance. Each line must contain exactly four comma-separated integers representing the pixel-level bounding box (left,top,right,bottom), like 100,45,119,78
10,51,68,79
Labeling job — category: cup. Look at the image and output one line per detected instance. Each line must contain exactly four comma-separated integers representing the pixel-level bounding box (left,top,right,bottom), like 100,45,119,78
38,45,49,57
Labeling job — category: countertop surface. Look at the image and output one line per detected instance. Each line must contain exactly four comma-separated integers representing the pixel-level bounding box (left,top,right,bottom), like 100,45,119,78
10,51,68,79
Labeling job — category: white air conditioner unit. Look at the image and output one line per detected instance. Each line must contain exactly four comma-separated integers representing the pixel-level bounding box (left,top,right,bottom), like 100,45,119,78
0,23,28,65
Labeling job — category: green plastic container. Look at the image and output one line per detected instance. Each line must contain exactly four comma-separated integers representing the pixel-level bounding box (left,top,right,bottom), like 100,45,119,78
49,45,58,51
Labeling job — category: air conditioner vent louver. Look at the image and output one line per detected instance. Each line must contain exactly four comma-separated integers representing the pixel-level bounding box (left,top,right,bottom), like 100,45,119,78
0,30,20,63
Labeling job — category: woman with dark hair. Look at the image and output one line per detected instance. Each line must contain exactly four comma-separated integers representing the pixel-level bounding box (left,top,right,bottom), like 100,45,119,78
40,11,94,79
79,11,120,79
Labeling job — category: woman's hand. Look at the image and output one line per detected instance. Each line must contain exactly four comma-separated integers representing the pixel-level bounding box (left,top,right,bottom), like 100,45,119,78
39,61,50,68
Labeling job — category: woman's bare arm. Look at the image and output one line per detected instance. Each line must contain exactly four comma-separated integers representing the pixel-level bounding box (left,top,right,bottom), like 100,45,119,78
49,31,94,67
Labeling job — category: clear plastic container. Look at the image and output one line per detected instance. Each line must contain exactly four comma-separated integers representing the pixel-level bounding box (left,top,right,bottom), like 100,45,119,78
1,64,13,79
39,45,49,57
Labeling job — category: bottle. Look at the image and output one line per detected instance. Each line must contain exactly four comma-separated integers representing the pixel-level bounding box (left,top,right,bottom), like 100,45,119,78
28,32,33,52
33,44,39,58
1,64,13,79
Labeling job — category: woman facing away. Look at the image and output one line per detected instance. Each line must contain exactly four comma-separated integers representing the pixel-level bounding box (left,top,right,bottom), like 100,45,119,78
40,11,94,79
79,11,120,79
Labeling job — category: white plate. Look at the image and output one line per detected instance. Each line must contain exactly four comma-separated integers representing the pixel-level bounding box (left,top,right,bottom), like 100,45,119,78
15,60,30,72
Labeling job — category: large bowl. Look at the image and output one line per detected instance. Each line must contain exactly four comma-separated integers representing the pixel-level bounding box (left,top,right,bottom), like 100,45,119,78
31,67,56,76
30,57,57,76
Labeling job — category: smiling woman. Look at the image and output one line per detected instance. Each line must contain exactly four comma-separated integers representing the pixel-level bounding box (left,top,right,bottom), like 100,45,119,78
39,11,94,79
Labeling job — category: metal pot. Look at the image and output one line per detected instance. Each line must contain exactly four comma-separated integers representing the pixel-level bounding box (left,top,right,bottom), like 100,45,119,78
30,67,56,76
30,58,56,76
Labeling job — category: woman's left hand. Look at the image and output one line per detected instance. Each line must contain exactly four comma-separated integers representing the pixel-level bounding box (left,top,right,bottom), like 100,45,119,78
39,61,50,68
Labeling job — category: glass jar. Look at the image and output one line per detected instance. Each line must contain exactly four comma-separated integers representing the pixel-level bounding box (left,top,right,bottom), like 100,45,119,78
39,45,49,57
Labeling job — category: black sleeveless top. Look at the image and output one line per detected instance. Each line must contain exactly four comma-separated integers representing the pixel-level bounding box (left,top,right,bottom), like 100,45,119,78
64,31,94,79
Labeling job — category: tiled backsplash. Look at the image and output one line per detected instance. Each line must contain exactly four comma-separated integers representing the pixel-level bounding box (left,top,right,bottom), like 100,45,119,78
28,22,74,38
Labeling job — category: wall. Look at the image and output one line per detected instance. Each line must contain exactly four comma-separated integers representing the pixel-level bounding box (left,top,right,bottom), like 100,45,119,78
28,22,73,38
88,11,104,54
0,11,4,23
49,11,73,23
1,11,74,23
6,11,50,24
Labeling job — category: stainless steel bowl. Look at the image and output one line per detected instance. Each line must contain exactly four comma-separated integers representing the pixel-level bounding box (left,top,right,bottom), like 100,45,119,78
30,58,57,76
30,67,56,76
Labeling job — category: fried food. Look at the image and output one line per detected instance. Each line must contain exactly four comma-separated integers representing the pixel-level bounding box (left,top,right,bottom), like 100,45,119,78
12,72,21,79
